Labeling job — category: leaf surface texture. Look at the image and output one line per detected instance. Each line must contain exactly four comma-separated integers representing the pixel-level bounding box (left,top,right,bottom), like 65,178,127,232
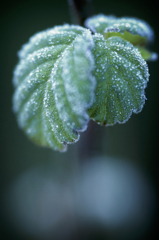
13,25,95,151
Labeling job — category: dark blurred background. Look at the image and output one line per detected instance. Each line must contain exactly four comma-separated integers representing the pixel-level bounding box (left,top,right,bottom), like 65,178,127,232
0,0,158,239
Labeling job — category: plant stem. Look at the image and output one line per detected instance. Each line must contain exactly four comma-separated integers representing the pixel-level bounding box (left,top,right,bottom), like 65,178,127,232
67,0,94,26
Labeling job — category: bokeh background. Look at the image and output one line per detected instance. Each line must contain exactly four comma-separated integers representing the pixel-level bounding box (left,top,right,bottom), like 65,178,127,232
0,0,158,239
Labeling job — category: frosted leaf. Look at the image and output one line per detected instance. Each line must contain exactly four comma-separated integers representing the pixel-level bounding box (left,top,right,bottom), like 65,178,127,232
85,14,154,45
18,25,87,60
88,35,149,126
85,14,116,35
51,33,95,131
85,14,157,61
104,18,154,45
13,25,95,151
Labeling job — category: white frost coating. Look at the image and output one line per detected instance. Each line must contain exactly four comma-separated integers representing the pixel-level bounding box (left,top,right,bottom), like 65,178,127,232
61,31,95,131
18,25,87,59
13,45,65,87
42,79,68,152
104,17,154,43
85,14,154,43
13,61,54,113
85,14,116,33
53,24,89,34
13,25,94,151
51,29,95,132
89,34,149,126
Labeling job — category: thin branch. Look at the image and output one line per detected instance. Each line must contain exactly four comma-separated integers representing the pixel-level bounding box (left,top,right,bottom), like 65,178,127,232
67,0,94,26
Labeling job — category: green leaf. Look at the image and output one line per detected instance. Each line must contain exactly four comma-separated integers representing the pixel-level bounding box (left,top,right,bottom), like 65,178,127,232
88,35,149,126
85,14,116,35
104,31,147,47
51,33,95,132
85,14,158,62
85,14,154,42
13,25,95,151
85,14,154,46
103,18,154,45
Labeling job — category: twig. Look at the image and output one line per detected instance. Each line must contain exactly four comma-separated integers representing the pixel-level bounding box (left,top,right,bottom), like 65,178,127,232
67,0,94,26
